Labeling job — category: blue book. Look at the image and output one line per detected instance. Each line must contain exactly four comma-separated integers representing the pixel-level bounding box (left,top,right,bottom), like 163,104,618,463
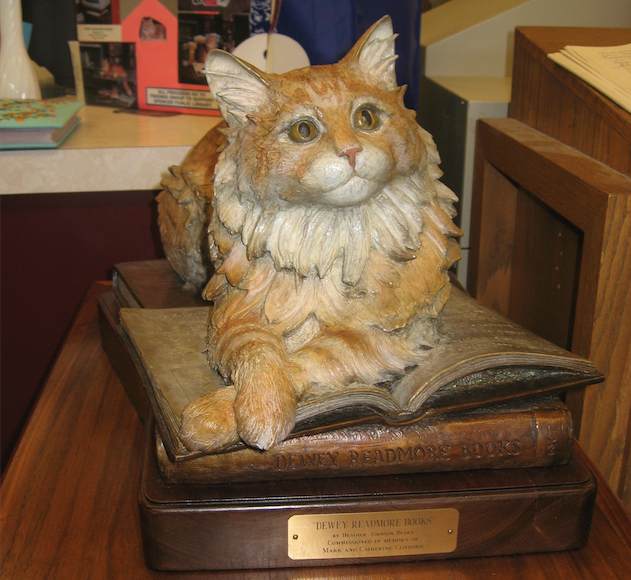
0,99,84,149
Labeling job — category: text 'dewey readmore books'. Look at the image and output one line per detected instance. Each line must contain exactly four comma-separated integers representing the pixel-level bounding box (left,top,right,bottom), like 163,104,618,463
155,397,574,483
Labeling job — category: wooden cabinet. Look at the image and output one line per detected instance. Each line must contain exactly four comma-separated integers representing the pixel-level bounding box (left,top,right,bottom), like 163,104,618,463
468,27,631,511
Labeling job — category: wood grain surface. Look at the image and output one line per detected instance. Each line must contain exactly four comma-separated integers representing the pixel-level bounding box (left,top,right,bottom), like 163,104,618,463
469,117,631,513
2,282,631,579
510,27,631,176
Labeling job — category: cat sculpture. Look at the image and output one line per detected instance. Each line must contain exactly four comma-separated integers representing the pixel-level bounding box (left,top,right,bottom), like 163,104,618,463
157,16,462,453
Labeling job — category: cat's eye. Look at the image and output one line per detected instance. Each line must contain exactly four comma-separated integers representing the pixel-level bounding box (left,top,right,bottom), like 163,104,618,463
289,120,319,143
354,106,380,131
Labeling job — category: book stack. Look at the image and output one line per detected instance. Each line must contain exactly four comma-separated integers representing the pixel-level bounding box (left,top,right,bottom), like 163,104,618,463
0,99,83,149
99,259,603,571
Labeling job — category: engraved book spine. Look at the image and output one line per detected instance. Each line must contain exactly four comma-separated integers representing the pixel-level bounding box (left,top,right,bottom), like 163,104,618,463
157,403,573,483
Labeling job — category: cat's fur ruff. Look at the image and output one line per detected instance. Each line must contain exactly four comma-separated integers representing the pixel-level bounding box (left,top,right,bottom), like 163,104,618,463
175,17,462,452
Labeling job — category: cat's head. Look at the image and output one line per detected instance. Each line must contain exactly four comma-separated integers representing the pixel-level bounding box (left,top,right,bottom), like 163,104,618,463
204,16,428,208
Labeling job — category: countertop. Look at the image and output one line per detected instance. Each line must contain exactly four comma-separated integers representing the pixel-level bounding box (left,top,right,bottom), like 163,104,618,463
0,105,222,195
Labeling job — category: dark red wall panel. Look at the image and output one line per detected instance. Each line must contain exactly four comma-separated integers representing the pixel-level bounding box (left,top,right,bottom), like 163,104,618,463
1,190,164,469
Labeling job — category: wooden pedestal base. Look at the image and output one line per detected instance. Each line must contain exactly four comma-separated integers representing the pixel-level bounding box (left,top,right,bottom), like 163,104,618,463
139,417,596,571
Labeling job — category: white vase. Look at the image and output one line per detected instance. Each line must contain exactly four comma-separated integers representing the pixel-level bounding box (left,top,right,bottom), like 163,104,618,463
0,0,42,99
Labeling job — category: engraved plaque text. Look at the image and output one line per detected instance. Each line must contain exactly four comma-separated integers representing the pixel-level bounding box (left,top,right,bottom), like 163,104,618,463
288,508,459,560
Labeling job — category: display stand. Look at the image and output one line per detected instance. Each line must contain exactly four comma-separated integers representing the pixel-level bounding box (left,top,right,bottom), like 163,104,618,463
139,413,596,571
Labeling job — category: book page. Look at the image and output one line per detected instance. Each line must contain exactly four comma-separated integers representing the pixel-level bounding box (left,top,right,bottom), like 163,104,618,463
548,43,631,113
120,306,403,443
120,307,223,429
389,288,598,413
564,44,631,94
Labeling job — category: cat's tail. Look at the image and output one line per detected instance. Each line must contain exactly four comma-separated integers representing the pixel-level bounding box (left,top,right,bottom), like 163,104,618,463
156,122,226,291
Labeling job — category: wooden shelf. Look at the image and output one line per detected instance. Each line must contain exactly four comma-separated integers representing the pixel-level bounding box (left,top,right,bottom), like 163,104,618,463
470,26,631,512
469,116,631,512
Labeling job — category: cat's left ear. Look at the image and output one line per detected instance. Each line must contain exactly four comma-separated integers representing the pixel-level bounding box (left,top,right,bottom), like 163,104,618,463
204,50,271,128
343,15,398,91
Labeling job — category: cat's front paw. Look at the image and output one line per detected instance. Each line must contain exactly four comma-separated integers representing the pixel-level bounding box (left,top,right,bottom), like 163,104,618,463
179,386,240,453
233,356,297,450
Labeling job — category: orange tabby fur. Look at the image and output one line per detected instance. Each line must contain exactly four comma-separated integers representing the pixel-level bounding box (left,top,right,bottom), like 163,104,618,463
176,17,462,452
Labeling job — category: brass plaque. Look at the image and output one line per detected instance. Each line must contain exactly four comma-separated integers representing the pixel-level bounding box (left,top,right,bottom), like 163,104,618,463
288,508,459,560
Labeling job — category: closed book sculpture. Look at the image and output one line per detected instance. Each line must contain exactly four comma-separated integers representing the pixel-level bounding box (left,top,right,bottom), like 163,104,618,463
154,397,574,483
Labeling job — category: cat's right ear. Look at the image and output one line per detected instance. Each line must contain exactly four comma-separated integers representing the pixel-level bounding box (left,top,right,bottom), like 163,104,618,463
204,51,271,128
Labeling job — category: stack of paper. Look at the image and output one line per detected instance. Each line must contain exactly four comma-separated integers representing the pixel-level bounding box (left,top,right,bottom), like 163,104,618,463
548,44,631,113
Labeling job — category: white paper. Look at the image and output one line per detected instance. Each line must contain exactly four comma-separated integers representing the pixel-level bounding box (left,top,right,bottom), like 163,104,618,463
548,43,631,113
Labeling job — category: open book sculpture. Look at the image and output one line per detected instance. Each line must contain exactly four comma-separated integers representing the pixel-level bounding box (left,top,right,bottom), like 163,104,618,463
119,289,599,467
154,16,597,456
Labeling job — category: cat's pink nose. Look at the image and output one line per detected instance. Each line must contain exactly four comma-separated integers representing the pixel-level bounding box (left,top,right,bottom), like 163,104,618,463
339,145,362,168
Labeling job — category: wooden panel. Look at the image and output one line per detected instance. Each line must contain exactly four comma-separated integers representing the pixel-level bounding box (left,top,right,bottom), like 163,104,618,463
467,160,518,317
577,193,631,494
468,118,631,509
2,282,631,578
510,27,631,176
508,187,581,351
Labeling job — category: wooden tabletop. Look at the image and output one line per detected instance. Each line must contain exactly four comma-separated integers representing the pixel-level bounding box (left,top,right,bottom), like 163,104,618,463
2,282,631,579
